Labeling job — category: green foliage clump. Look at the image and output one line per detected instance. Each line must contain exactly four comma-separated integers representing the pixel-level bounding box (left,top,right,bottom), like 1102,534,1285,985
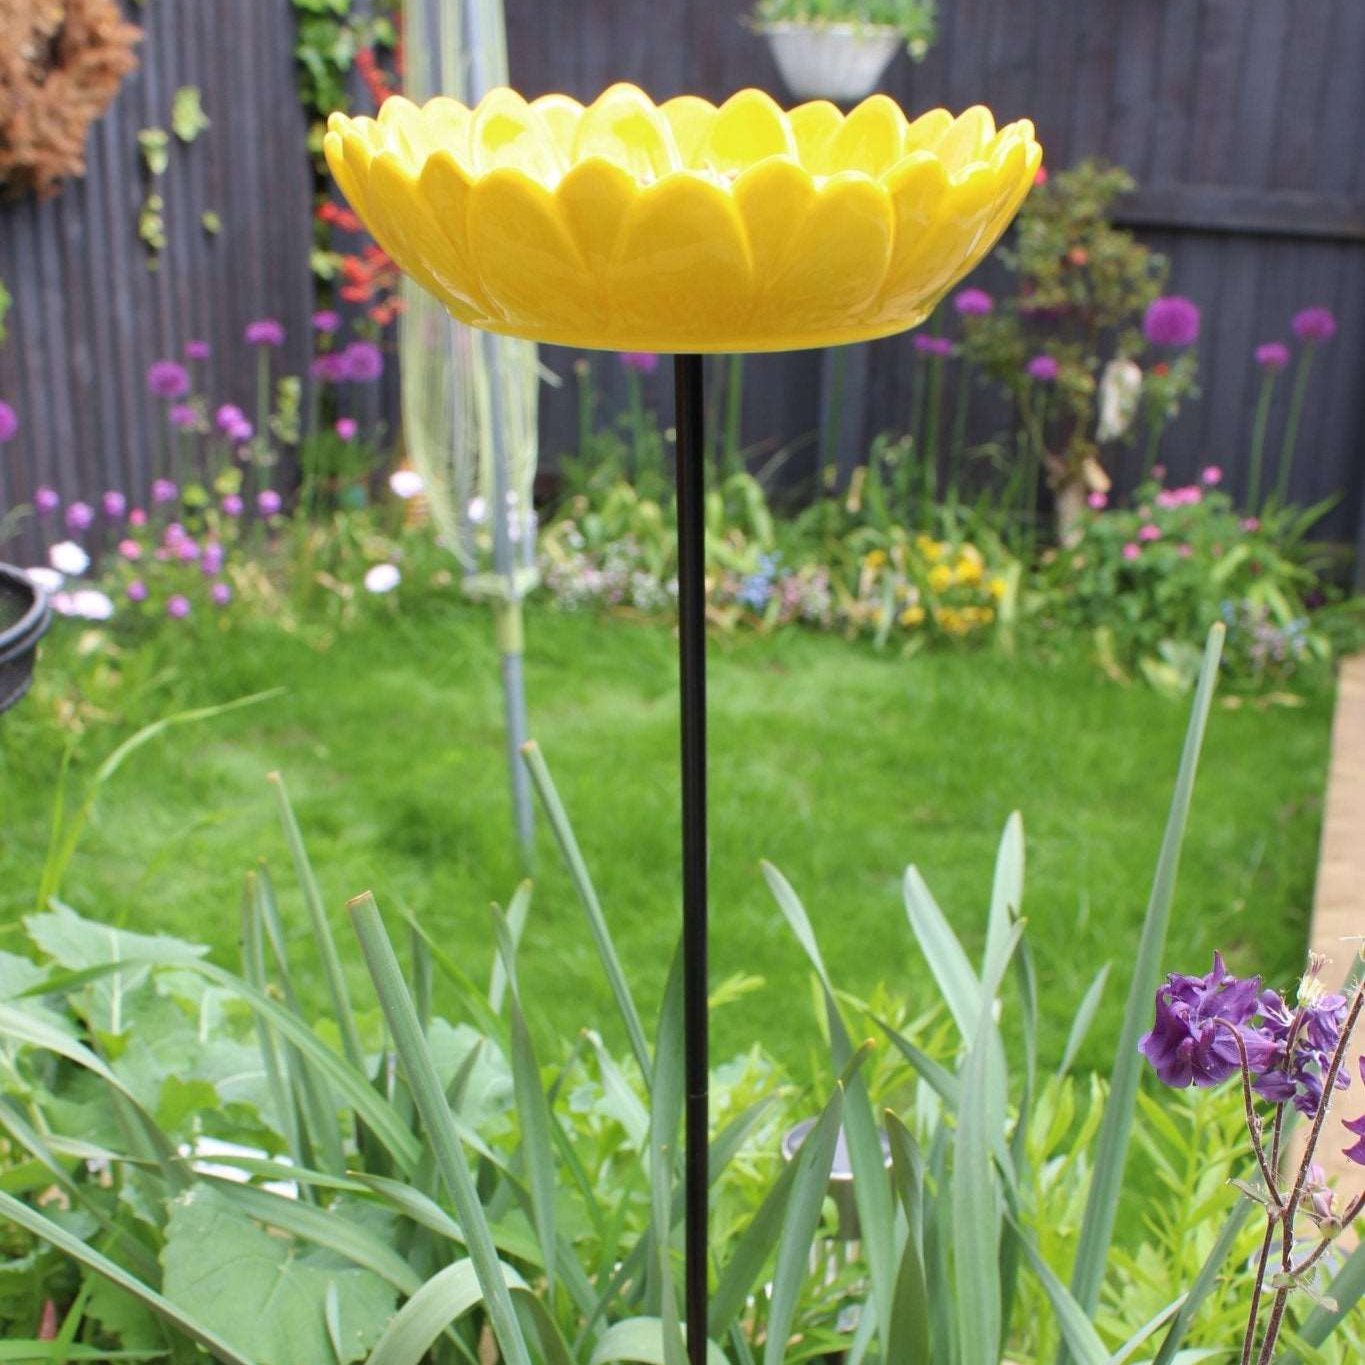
753,0,938,55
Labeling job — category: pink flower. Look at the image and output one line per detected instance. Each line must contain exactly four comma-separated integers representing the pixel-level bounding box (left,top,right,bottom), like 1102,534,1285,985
220,494,244,518
1156,490,1180,509
210,582,232,607
215,404,246,433
257,489,282,518
117,539,142,560
1201,465,1222,486
151,478,178,505
1138,523,1162,542
65,501,94,531
1255,342,1290,372
129,507,148,527
1151,464,1167,482
126,579,148,603
101,490,127,519
1240,517,1260,533
335,417,358,441
34,486,60,515
1122,542,1141,561
1178,543,1193,558
1086,491,1108,510
953,288,994,317
619,351,659,374
245,318,285,348
1025,353,1059,382
166,594,191,619
185,339,211,361
0,401,20,443
1292,308,1336,344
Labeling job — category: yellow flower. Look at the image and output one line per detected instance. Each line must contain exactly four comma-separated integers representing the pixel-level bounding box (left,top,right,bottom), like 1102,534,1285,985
988,576,1008,600
325,84,1041,353
899,604,926,626
915,534,944,561
864,548,888,569
927,563,955,593
954,555,983,585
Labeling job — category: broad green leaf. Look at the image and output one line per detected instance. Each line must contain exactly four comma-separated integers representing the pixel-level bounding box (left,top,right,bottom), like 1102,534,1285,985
1006,1211,1108,1365
901,867,980,1040
984,811,1024,988
590,1316,727,1365
885,1113,930,1365
489,880,532,1014
1065,624,1224,1346
587,1031,650,1149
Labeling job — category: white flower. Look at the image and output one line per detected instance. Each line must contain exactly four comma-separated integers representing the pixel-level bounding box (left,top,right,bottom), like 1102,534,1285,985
51,589,114,620
364,563,401,594
466,496,488,525
48,540,90,575
388,468,425,499
1096,357,1143,443
25,566,64,594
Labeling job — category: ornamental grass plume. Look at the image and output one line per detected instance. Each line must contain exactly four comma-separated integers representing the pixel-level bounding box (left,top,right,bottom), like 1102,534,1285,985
1142,952,1365,1365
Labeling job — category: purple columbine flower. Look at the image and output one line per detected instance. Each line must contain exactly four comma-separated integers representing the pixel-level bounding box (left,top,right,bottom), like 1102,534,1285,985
1343,1059,1365,1167
310,353,348,383
126,579,148,603
220,493,244,518
244,318,285,348
101,490,127,520
1255,342,1290,372
65,501,94,531
257,489,282,518
1292,307,1337,344
210,582,233,607
166,594,191,619
146,360,191,400
312,310,342,334
913,334,954,358
168,402,199,430
953,288,994,317
619,351,659,374
0,400,18,443
151,478,178,505
1025,353,1059,382
1139,953,1271,1089
185,339,211,361
34,486,60,515
1252,986,1352,1116
1143,295,1202,348
335,417,358,441
341,341,384,382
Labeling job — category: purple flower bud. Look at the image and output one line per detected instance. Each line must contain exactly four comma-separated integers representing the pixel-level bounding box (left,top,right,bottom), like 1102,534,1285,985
220,493,244,518
341,340,384,382
126,579,149,603
184,339,211,361
1143,295,1202,349
101,490,127,520
1025,353,1060,382
65,501,94,531
244,318,285,348
210,582,233,607
257,489,282,518
166,594,191,619
619,351,659,374
1291,307,1337,344
146,360,191,400
151,478,178,505
1254,342,1290,372
953,288,994,317
311,310,342,334
34,486,60,515
0,400,18,443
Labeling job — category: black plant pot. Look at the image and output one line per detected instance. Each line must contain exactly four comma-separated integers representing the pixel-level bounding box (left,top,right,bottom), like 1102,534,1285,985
0,564,51,713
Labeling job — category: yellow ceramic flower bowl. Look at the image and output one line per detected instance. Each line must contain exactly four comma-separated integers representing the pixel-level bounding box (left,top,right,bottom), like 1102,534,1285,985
325,83,1041,354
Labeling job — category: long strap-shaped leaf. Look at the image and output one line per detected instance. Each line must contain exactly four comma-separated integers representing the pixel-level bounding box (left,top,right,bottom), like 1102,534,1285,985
350,893,534,1365
590,1318,728,1365
646,947,685,1364
1063,624,1224,1353
0,1189,256,1365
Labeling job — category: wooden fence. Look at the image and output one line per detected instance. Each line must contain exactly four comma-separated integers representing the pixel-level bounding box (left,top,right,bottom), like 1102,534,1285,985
2,0,1363,558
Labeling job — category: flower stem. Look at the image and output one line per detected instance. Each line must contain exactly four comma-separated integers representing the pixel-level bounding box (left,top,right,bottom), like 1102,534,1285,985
1246,373,1275,511
1242,1214,1280,1365
1272,348,1315,509
256,348,272,494
947,356,974,508
723,354,744,479
924,353,944,510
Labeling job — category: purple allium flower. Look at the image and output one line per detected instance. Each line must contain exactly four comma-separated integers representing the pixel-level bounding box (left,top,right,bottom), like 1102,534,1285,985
210,582,233,607
619,351,660,374
257,489,282,517
146,360,191,400
166,594,191,619
913,334,954,358
176,538,201,563
126,579,148,603
341,340,384,382
1025,353,1059,382
244,318,285,348
1139,953,1269,1089
168,402,199,430
1255,342,1290,372
312,310,342,334
1292,307,1337,344
185,340,211,361
163,522,186,547
1344,1060,1365,1167
151,478,178,505
227,419,254,445
101,490,127,520
1143,296,1202,349
0,400,18,443
200,543,225,575
65,501,94,532
215,404,246,434
310,353,348,383
220,493,244,518
118,538,141,560
335,417,358,441
953,288,994,317
34,486,60,515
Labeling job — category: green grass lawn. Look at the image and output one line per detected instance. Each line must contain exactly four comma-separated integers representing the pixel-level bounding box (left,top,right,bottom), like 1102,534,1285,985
0,593,1336,1076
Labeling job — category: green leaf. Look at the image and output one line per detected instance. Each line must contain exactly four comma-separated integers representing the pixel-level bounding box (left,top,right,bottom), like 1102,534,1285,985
171,86,210,142
161,1185,396,1364
590,1317,728,1365
885,1113,931,1365
1064,625,1224,1346
1058,964,1111,1078
984,811,1024,988
1004,1212,1108,1365
489,880,532,1014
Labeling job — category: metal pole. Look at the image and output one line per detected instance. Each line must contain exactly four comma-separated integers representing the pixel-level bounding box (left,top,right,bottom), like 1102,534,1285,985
673,353,709,1365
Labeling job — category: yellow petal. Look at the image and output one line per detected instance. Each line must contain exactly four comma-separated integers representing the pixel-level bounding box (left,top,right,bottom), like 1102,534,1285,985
830,95,906,178
468,87,563,183
556,156,637,316
468,168,601,331
418,151,497,317
733,157,815,284
419,97,472,163
609,172,754,342
877,151,952,316
756,173,893,333
935,105,997,176
698,89,796,178
788,100,842,176
902,107,953,155
574,83,680,183
660,95,717,168
530,94,583,163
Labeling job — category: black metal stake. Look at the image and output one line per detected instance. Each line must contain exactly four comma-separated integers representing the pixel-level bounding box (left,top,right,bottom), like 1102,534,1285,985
673,353,709,1365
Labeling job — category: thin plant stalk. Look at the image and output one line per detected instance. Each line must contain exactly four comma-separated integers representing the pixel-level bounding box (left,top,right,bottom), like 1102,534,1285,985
1140,398,1164,484
1245,370,1277,511
723,354,745,478
575,359,595,459
1272,345,1316,509
947,355,974,508
923,352,945,513
256,347,272,493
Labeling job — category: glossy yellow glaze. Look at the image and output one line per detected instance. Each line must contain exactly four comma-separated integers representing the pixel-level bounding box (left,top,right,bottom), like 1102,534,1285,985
325,83,1042,354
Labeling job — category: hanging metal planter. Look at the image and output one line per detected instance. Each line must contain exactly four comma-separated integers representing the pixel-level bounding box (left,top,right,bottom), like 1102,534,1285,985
0,564,51,713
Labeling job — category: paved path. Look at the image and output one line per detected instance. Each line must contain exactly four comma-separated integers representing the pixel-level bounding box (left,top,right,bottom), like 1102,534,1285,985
1308,654,1364,1207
